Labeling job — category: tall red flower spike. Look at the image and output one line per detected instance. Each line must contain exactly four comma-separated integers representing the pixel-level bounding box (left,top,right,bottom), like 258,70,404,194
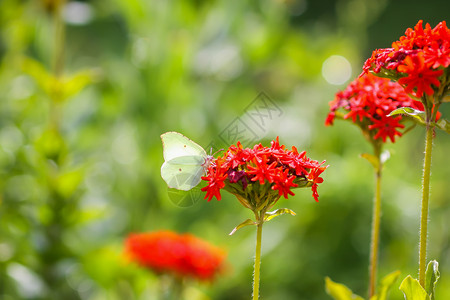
362,20,450,100
125,231,226,282
201,138,328,205
326,73,425,143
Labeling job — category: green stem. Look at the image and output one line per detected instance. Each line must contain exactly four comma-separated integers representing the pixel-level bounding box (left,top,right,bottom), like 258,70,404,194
159,275,182,300
50,0,66,130
418,122,433,287
253,218,263,300
368,148,382,298
52,0,66,79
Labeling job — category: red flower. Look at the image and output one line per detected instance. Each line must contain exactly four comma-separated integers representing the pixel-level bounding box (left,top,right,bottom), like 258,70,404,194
326,73,421,143
201,161,227,201
423,40,450,68
307,164,327,202
397,53,443,97
202,137,328,205
325,111,335,126
271,168,298,199
362,20,449,99
125,231,226,281
368,114,404,143
247,155,278,184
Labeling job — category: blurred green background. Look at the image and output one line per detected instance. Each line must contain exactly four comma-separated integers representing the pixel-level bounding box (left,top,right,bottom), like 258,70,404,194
0,0,449,299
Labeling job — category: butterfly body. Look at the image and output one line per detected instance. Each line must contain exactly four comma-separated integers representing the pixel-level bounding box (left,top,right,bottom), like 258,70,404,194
161,132,212,191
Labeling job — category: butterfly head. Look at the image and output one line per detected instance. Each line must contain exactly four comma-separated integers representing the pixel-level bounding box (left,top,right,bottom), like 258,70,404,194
202,155,214,172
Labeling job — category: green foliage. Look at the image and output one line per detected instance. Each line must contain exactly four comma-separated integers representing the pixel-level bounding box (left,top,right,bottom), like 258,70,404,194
399,276,429,300
326,271,400,300
398,261,441,300
389,107,450,134
371,271,401,300
325,277,364,300
361,153,380,170
229,208,296,235
388,107,427,125
22,57,95,103
435,118,450,134
229,218,256,236
1,0,450,299
425,261,440,300
264,208,297,222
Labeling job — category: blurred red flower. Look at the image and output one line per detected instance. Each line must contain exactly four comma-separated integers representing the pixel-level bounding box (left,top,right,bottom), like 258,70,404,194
201,138,327,203
125,231,226,281
325,73,423,143
362,20,450,99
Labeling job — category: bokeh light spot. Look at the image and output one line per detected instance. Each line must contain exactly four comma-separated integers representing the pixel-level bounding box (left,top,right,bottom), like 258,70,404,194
321,55,352,85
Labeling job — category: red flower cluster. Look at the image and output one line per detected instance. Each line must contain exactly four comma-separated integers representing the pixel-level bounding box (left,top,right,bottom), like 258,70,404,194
201,138,327,203
125,231,226,281
326,73,424,143
362,20,449,98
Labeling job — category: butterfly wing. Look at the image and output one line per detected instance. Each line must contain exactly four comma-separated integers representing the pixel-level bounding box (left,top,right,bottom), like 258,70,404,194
161,132,207,162
161,155,206,191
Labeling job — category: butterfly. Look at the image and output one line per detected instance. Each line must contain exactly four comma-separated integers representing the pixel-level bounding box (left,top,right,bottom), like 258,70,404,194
160,132,213,191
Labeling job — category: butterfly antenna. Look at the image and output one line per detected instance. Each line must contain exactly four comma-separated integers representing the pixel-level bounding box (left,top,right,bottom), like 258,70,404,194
212,148,224,156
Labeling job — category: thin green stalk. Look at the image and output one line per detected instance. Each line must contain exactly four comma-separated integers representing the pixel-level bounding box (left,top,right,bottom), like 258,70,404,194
253,218,263,300
368,149,382,298
52,0,66,79
50,0,66,130
40,1,71,296
159,275,183,300
418,122,433,287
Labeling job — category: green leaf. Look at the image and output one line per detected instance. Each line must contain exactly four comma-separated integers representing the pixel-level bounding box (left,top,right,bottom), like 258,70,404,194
293,177,312,188
399,275,430,300
264,208,296,222
388,107,426,126
425,260,440,300
387,106,450,134
370,270,401,300
61,70,95,100
21,56,94,102
229,218,256,235
56,168,84,198
435,118,450,134
35,128,67,163
325,277,364,300
21,56,52,93
361,153,379,169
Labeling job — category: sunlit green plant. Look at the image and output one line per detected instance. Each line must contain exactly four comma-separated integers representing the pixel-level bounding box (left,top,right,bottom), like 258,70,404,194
1,0,96,297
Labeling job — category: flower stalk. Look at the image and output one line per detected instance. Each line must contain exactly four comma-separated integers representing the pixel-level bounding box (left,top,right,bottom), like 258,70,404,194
418,99,437,287
160,275,184,300
418,122,432,287
368,143,382,298
50,0,66,130
253,213,264,300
